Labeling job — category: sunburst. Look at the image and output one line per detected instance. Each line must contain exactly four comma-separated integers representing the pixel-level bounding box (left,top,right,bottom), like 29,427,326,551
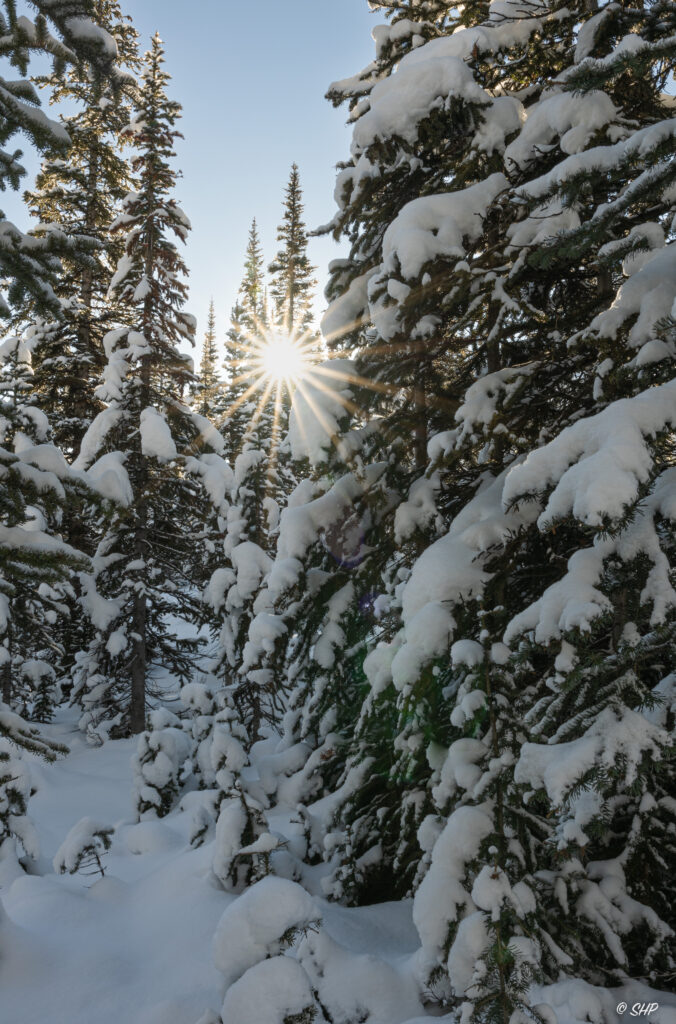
193,277,460,479
257,329,310,385
231,325,317,397
212,315,403,475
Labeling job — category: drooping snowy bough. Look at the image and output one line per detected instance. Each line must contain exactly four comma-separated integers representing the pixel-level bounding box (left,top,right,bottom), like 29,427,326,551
253,0,676,1019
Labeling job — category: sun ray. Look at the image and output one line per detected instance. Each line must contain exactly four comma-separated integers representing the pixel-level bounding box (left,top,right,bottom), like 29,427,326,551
213,377,266,430
288,388,313,457
265,383,285,499
292,376,359,462
309,362,398,398
308,361,459,417
301,376,365,421
246,376,276,434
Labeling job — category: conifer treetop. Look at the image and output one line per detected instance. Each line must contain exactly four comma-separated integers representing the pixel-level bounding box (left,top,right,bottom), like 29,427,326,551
108,31,195,362
27,0,139,245
200,299,219,384
221,219,269,452
242,218,266,329
268,164,317,337
193,299,221,418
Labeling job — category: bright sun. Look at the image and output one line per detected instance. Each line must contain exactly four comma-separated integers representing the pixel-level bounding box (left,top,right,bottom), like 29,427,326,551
259,331,309,383
218,325,321,450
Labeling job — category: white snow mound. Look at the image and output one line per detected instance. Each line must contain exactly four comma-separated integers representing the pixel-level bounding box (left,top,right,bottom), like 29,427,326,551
212,876,321,988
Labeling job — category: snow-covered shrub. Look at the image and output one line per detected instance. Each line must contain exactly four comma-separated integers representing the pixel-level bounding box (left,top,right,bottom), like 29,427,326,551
53,817,113,878
298,927,424,1024
133,708,193,819
179,683,274,877
208,702,273,889
210,703,249,792
220,956,319,1024
23,660,59,723
0,704,67,868
181,680,220,787
186,801,215,848
212,876,320,989
0,740,38,863
212,792,273,892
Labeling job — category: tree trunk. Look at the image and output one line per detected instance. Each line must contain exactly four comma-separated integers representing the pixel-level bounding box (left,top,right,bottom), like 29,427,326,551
70,144,101,454
1,646,11,705
413,378,428,473
130,506,148,734
128,143,158,735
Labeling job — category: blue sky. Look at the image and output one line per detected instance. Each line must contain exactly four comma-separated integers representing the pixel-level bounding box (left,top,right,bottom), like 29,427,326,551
121,0,378,358
2,1,378,358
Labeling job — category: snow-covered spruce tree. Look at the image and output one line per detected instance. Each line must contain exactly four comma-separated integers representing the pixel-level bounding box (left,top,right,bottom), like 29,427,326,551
0,436,80,857
20,0,139,463
307,0,520,915
261,3,472,904
133,707,192,818
0,0,117,892
0,333,92,719
192,300,221,419
498,0,676,982
236,218,267,334
0,331,109,716
269,164,318,341
237,362,421,901
0,738,36,862
0,1,118,315
206,225,295,740
187,300,225,592
205,381,293,741
72,33,221,740
0,333,45,461
210,702,272,891
314,0,676,1017
221,218,298,512
10,3,140,706
265,169,318,519
131,681,253,825
204,454,275,741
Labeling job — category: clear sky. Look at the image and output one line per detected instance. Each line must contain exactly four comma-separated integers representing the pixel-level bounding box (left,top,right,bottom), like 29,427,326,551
1,2,378,359
120,0,378,360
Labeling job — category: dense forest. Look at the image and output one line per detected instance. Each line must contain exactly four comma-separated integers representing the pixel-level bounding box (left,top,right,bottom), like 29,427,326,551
0,2,674,1023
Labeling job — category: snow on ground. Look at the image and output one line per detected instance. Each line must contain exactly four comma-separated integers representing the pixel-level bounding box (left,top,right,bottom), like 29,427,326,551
1,708,674,1024
0,711,227,1024
0,710,420,1024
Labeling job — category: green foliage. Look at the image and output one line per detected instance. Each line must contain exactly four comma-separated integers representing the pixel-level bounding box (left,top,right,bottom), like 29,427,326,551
0,0,118,315
20,0,139,460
